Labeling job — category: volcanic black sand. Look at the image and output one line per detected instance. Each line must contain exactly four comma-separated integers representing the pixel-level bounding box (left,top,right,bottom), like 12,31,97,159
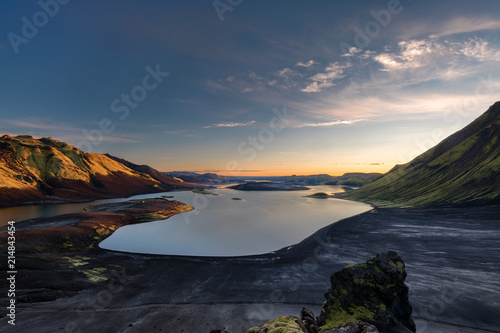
1,200,499,333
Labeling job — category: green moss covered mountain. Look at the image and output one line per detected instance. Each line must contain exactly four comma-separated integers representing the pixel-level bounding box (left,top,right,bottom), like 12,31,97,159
338,101,500,207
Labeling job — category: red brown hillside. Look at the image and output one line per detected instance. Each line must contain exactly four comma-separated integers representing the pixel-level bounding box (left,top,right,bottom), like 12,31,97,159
0,135,189,208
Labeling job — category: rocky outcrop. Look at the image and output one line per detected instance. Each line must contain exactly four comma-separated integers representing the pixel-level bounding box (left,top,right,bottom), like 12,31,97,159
245,315,306,333
317,251,415,333
245,313,379,333
321,321,378,333
243,251,413,333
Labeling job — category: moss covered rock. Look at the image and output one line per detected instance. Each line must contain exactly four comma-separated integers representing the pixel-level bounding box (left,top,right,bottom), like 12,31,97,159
317,251,415,333
245,316,306,333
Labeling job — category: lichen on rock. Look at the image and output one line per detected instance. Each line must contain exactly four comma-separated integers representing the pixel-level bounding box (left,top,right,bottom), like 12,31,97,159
245,316,305,333
243,251,414,333
317,251,415,333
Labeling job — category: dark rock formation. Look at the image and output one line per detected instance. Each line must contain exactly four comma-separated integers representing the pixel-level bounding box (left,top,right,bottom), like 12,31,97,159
243,251,412,333
301,307,319,333
317,251,415,333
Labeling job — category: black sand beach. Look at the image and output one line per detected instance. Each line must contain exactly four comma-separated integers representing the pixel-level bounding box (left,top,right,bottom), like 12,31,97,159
1,203,499,333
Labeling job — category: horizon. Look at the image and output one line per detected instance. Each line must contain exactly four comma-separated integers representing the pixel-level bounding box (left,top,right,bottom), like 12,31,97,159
1,1,500,176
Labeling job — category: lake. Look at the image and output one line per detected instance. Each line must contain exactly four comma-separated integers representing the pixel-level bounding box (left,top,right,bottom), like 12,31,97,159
99,185,372,257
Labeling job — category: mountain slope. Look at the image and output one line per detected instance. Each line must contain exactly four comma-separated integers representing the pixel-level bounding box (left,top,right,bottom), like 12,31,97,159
0,135,185,207
104,153,188,187
164,171,237,184
338,101,500,207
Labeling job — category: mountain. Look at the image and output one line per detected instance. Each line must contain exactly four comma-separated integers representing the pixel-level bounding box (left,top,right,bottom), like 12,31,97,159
164,171,238,184
104,153,188,187
339,102,500,207
0,135,187,207
243,173,382,186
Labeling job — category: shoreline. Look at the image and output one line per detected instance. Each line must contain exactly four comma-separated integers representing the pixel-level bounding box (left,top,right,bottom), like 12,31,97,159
1,201,499,332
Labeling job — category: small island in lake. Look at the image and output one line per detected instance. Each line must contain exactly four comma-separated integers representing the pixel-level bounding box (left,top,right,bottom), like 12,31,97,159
304,192,332,199
229,181,309,191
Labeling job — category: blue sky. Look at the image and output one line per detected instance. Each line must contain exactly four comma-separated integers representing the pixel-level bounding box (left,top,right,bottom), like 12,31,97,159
1,0,499,176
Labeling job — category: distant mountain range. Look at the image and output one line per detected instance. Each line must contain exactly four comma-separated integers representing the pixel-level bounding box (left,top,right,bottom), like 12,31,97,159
0,135,189,207
163,172,382,186
164,171,239,184
240,173,382,186
339,101,500,207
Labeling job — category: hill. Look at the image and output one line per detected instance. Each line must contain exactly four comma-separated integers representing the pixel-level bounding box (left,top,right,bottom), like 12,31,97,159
0,135,186,207
338,102,500,207
164,171,238,184
104,153,187,186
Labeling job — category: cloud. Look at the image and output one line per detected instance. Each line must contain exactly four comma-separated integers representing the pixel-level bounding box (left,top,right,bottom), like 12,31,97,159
203,121,256,129
372,38,500,76
342,47,362,57
5,119,80,132
373,39,438,71
295,119,363,128
429,17,500,38
276,67,299,79
295,60,316,67
301,62,350,93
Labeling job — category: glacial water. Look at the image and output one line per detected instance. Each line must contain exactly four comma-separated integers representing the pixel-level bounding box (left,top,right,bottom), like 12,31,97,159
99,185,372,257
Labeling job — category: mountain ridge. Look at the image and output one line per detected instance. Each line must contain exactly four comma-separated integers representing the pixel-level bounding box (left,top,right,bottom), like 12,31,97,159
0,135,186,207
338,101,500,207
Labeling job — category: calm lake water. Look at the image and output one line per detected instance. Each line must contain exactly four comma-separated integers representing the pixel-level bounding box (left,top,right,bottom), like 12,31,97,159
100,185,372,257
0,197,132,227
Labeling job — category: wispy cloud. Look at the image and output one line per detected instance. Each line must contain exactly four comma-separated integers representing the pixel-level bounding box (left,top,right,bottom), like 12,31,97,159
203,121,256,129
295,60,316,67
371,38,500,81
295,119,363,128
429,17,500,38
5,119,80,132
301,62,350,93
276,68,299,79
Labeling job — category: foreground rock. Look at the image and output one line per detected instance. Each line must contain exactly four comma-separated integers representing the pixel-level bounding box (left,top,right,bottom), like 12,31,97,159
229,181,309,191
245,251,413,333
318,251,415,333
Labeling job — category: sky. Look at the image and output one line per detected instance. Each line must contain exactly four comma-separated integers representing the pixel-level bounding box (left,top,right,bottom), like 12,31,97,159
1,0,500,176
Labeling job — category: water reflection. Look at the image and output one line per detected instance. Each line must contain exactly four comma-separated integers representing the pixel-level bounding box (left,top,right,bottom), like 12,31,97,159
100,186,372,257
0,196,144,227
